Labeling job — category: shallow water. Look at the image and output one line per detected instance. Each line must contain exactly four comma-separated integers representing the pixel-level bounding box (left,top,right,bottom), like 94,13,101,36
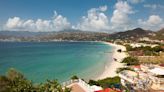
0,41,113,83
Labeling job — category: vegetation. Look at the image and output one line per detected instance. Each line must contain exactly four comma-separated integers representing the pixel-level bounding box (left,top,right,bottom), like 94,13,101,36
125,45,164,56
0,68,71,92
121,57,139,66
116,67,134,74
125,45,161,51
88,76,121,88
70,75,79,80
138,52,164,64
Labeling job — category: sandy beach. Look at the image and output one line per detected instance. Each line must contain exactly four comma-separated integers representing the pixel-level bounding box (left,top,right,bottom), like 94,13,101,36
96,42,128,80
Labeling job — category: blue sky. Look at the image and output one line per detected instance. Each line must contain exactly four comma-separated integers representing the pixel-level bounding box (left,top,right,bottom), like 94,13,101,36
0,0,164,32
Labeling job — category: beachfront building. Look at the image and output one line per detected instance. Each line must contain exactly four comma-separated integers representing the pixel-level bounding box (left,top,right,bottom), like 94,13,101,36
141,64,164,90
118,70,139,90
62,79,103,92
119,65,164,91
62,78,122,92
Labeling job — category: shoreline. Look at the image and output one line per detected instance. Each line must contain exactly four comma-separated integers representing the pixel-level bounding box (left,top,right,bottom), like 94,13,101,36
95,42,128,80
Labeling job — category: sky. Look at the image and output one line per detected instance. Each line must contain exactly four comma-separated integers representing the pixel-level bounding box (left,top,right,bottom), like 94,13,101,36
0,0,164,32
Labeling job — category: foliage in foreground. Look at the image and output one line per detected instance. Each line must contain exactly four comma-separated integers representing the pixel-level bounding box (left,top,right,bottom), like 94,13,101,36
88,76,121,88
0,68,71,92
121,56,139,66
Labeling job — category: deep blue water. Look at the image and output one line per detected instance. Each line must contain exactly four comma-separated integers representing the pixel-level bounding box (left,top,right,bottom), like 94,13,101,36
0,42,113,83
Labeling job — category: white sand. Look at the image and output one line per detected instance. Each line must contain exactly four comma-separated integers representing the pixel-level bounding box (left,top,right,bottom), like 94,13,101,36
96,42,128,80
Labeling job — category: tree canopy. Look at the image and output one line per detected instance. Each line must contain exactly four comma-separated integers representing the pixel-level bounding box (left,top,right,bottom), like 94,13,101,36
0,68,71,92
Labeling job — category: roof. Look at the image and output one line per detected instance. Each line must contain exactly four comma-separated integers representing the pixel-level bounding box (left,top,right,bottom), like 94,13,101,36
132,65,141,69
95,88,121,92
149,67,164,75
91,85,103,91
159,64,164,67
95,88,113,92
67,83,85,92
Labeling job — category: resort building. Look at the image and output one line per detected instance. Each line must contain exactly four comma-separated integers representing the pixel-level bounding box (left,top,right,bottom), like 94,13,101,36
119,70,139,90
62,79,102,92
62,79,122,92
141,65,164,90
119,64,164,91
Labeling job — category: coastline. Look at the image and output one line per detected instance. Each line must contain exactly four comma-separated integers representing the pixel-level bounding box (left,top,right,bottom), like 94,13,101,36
95,42,128,80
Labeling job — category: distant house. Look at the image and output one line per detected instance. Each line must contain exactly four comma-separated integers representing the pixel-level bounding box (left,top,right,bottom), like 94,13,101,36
130,65,141,71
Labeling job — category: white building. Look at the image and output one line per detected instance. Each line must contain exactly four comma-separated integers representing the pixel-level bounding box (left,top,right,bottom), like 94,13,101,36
141,65,164,90
119,65,164,91
62,79,102,92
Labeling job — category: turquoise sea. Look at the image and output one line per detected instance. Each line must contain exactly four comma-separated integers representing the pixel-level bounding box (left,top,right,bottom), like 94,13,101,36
0,42,113,83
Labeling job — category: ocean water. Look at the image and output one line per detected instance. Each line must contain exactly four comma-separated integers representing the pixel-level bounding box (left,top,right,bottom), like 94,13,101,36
0,42,113,83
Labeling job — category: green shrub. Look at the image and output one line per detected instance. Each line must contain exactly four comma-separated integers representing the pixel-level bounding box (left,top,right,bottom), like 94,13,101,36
116,67,134,74
122,57,139,66
88,76,121,88
70,75,79,80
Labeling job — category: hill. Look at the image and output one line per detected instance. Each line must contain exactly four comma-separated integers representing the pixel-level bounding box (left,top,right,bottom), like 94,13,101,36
0,30,110,41
154,28,164,40
0,28,163,42
109,28,154,40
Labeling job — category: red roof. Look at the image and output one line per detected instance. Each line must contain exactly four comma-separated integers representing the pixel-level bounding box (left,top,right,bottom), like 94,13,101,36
95,88,113,92
95,88,121,92
159,64,164,67
132,65,141,69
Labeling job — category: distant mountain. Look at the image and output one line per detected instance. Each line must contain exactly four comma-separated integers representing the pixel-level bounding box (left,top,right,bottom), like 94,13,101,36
109,28,153,40
153,28,164,40
157,28,164,34
0,28,163,42
0,30,110,41
38,31,110,41
0,31,50,37
0,29,82,37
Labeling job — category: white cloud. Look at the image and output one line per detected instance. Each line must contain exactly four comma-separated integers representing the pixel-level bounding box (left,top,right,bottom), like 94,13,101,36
110,1,134,31
144,4,164,10
75,1,137,32
35,19,51,31
99,5,107,11
52,12,71,31
127,0,144,4
4,2,163,33
76,5,109,31
6,17,23,29
138,15,164,31
4,11,71,32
